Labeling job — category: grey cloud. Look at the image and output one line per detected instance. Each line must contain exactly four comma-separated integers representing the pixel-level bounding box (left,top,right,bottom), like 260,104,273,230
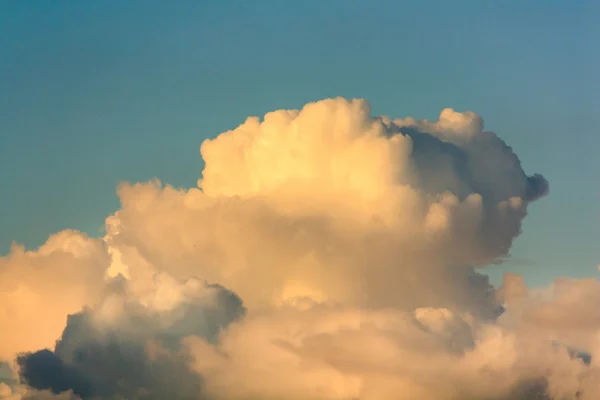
17,277,245,400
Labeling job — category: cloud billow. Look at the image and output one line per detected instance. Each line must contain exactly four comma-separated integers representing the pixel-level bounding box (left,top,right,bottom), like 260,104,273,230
16,276,244,399
3,97,599,399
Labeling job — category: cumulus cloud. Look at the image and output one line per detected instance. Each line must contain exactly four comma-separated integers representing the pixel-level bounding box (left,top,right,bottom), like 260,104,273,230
17,274,244,399
186,305,600,400
0,231,109,361
4,97,598,399
106,98,546,317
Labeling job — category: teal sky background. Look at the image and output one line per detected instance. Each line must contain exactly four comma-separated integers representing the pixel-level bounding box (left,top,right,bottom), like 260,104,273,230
1,1,599,287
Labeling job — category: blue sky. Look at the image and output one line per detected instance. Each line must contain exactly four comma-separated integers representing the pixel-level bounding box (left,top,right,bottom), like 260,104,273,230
1,0,598,287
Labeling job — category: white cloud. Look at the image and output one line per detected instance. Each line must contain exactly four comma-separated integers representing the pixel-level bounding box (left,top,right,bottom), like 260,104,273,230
0,231,109,361
7,97,599,400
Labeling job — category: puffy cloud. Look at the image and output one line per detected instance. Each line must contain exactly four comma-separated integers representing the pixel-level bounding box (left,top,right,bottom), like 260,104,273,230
16,273,244,399
0,375,79,400
106,98,546,318
6,97,597,399
498,274,600,355
186,304,600,400
0,231,109,361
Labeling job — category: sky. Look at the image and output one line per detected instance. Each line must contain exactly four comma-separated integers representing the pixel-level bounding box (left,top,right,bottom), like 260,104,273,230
1,1,599,286
3,2,600,399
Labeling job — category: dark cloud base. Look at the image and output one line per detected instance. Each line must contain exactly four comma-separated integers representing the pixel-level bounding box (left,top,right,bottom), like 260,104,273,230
17,278,245,400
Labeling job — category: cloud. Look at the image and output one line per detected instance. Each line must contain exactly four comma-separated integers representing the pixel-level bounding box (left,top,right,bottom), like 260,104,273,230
16,274,244,399
185,305,599,400
0,231,109,361
4,97,598,399
106,98,546,318
498,274,600,353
